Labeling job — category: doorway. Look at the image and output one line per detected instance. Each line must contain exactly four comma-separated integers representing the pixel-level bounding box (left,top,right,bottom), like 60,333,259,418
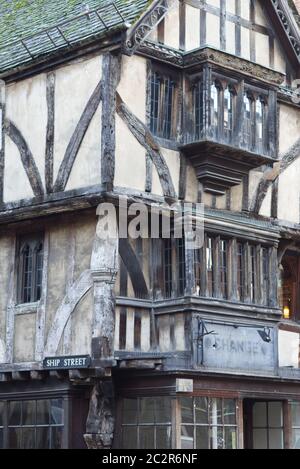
243,400,285,449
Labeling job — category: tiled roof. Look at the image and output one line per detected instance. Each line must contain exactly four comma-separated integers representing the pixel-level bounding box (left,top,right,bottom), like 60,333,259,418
0,0,149,74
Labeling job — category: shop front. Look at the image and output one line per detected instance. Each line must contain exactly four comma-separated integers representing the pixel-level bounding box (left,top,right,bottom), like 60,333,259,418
114,373,300,450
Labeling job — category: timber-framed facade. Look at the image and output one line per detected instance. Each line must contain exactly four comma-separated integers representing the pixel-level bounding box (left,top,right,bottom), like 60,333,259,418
0,0,300,450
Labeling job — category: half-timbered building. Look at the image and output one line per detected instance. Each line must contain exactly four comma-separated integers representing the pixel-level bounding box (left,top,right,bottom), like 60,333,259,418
0,0,300,449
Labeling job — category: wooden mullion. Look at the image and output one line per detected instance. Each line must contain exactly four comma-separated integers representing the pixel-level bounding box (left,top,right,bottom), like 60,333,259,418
245,242,251,304
172,236,178,298
214,237,221,299
256,245,263,305
230,239,238,302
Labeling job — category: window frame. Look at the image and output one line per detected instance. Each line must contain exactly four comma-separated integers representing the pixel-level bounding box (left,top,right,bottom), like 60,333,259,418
148,63,181,142
16,233,44,305
0,397,67,450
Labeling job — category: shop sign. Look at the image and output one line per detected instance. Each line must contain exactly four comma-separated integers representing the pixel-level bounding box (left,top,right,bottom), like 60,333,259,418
203,323,276,371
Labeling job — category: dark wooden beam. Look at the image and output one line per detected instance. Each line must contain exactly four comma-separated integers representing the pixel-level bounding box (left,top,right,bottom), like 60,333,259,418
0,81,5,204
45,72,55,194
119,238,149,299
54,79,102,192
5,119,44,197
101,53,121,191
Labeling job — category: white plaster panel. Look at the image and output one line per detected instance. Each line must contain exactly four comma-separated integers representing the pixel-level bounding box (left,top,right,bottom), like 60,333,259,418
279,104,300,154
4,137,34,202
53,56,102,182
65,104,102,191
278,159,300,224
255,32,270,68
164,0,180,49
117,55,146,122
14,313,36,363
241,0,250,20
241,27,250,60
226,20,236,55
226,0,236,15
206,13,220,49
69,290,93,355
6,74,47,189
274,40,287,76
115,115,146,191
185,5,200,51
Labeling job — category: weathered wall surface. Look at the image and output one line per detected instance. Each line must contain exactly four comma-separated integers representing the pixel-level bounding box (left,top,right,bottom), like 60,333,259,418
0,211,97,364
3,55,102,204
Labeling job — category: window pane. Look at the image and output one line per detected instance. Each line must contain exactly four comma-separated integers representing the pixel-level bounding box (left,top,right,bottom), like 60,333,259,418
156,397,171,424
0,401,4,426
122,399,138,425
23,400,36,426
8,401,22,426
224,427,237,449
139,427,155,449
195,397,208,424
252,402,267,428
269,429,284,450
210,426,224,449
36,427,50,449
140,398,155,424
51,426,64,449
210,398,222,426
180,397,193,424
292,429,300,449
268,402,283,428
253,429,268,449
291,402,300,427
224,400,236,425
122,427,137,449
8,428,22,449
36,400,50,425
156,427,171,449
196,426,209,449
23,428,36,449
181,425,194,449
50,399,64,425
0,428,3,449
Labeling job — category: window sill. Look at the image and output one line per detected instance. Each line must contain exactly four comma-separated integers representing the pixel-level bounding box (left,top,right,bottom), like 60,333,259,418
14,302,40,316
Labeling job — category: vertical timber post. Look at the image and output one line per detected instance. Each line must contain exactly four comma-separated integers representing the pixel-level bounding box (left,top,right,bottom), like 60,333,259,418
84,205,119,449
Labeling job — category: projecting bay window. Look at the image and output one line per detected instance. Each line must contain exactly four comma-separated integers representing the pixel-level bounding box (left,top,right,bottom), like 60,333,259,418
17,234,44,304
194,236,272,307
149,67,179,140
119,397,238,449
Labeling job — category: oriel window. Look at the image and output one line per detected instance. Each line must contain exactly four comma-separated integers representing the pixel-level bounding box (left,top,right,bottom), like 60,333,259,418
150,70,177,140
237,243,245,302
17,234,44,304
